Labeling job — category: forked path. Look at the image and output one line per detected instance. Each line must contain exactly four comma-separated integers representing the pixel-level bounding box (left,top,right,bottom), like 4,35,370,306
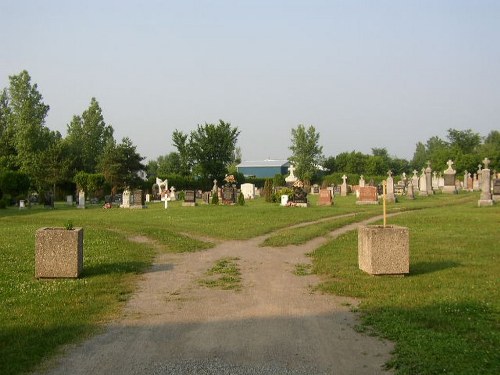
36,216,394,375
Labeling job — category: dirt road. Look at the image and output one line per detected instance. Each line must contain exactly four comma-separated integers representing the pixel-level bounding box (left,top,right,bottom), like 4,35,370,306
35,216,393,374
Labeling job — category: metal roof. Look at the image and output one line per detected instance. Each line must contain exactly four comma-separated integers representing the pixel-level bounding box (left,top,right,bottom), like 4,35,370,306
237,159,290,168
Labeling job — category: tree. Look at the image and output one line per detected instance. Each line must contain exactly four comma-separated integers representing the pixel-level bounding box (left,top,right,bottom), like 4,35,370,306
188,120,240,181
97,137,145,193
66,98,114,173
7,70,51,188
172,130,192,176
480,130,500,170
288,124,323,182
411,142,427,170
447,128,481,155
0,88,16,170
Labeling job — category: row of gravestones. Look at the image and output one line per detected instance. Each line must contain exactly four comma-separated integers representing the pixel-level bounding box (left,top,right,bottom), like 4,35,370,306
332,158,499,206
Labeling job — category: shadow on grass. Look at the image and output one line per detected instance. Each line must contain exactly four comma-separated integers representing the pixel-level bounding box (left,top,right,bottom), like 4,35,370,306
409,260,461,276
82,261,151,277
365,301,498,375
0,323,92,375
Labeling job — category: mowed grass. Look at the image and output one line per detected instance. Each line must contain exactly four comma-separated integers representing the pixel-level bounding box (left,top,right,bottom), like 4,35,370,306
0,193,497,374
312,194,499,374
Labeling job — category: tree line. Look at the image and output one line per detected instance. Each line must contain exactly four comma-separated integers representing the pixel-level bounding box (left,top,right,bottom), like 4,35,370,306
0,70,145,202
1,70,498,205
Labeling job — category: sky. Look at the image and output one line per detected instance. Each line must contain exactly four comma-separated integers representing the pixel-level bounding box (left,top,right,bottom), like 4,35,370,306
1,0,499,163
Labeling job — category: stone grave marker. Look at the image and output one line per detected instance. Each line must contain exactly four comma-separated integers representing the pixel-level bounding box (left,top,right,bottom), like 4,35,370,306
169,186,177,201
443,160,457,194
121,189,131,208
222,186,236,205
280,194,289,206
77,190,85,209
356,186,378,205
66,195,73,206
406,181,415,199
341,175,348,197
183,190,196,206
318,189,333,206
492,177,500,202
386,171,396,203
478,158,493,206
240,183,256,199
411,170,419,190
425,161,433,195
359,175,365,187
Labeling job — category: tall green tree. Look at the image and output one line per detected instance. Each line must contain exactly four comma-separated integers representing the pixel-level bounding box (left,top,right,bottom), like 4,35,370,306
0,88,16,170
288,124,323,182
97,137,145,193
7,70,53,190
172,130,192,176
66,98,114,173
188,120,240,181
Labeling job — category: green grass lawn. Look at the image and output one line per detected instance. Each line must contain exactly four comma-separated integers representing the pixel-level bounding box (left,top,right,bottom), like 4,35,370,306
0,193,498,374
313,194,499,374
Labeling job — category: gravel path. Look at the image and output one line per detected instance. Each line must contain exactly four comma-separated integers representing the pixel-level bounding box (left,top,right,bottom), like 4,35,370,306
35,215,394,375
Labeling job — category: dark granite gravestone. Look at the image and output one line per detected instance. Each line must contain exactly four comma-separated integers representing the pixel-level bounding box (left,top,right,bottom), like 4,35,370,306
292,188,308,204
222,187,236,205
493,179,500,194
182,190,196,206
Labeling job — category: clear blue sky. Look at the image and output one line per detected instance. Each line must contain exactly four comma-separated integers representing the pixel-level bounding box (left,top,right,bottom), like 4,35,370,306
1,0,499,162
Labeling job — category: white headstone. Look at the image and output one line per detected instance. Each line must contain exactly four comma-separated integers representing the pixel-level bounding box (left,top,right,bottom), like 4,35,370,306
240,183,256,199
77,190,85,209
280,194,289,206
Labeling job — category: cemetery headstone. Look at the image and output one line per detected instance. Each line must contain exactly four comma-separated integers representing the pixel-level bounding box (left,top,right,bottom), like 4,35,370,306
356,186,378,205
77,190,86,209
341,175,348,197
291,180,308,207
131,189,144,208
311,184,320,194
19,200,26,209
386,171,396,203
66,195,73,206
473,173,480,191
432,171,439,190
467,173,473,192
222,186,236,205
478,158,494,206
411,170,419,190
492,177,500,202
280,194,289,206
169,186,177,201
183,190,196,207
240,183,256,199
318,189,333,206
145,194,151,203
443,159,457,194
418,168,428,196
121,189,131,208
425,161,433,196
406,181,415,199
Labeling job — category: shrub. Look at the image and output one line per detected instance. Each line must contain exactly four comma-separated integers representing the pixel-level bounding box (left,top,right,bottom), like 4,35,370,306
0,198,7,209
237,192,245,206
272,187,293,203
211,193,219,205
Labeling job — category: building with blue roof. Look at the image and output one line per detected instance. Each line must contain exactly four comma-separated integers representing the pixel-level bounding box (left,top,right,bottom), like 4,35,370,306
236,159,290,178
